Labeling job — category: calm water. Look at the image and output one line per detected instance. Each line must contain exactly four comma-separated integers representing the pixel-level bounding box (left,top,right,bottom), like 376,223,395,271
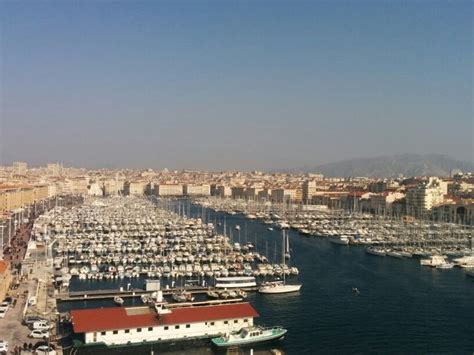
61,202,474,354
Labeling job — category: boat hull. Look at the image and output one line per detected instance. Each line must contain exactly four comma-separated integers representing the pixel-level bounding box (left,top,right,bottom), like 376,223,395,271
211,329,287,347
258,284,302,294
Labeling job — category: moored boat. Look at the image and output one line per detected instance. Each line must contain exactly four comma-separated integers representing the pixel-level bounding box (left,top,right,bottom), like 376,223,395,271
365,247,386,256
211,326,287,347
258,280,302,294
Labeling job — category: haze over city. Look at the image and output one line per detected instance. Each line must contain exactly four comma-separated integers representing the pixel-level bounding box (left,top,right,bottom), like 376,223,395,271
1,1,472,170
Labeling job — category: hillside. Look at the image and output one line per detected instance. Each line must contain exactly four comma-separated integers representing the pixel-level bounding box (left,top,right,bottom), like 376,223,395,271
299,154,474,178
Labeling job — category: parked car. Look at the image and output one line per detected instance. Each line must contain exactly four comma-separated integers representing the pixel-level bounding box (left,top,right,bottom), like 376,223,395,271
0,309,6,319
31,321,51,331
23,316,47,326
0,340,8,354
29,329,50,339
35,345,56,355
0,302,9,312
2,297,13,305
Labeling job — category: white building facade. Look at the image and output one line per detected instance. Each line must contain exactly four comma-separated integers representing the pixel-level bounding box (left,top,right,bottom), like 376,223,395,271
71,303,258,347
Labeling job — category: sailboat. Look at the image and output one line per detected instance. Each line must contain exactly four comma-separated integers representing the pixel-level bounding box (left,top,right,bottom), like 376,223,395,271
284,231,291,259
258,230,302,294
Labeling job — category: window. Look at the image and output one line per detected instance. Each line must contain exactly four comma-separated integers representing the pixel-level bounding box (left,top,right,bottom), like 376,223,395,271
224,321,228,324
137,328,142,333
148,327,153,331
113,330,118,335
101,331,106,335
175,325,180,329
124,329,130,334
210,322,215,326
244,319,248,323
186,324,190,329
164,326,169,330
234,320,238,324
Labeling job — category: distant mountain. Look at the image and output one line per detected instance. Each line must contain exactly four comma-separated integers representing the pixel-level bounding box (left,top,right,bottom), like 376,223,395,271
297,154,474,178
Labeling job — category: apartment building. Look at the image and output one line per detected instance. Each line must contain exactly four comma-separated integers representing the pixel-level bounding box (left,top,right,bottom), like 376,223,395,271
155,184,183,196
183,184,210,196
406,177,448,217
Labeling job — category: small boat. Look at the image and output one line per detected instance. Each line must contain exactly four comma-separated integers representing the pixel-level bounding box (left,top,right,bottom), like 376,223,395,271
365,247,386,256
236,289,247,298
172,290,194,303
206,290,220,299
258,281,302,294
218,290,230,299
329,235,350,245
386,251,404,259
235,225,241,230
436,262,455,269
114,296,124,306
352,287,360,294
228,290,238,298
267,227,274,231
420,255,446,267
211,326,287,347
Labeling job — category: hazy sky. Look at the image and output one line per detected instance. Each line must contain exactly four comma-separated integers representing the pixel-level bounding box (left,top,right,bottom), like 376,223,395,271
1,0,472,170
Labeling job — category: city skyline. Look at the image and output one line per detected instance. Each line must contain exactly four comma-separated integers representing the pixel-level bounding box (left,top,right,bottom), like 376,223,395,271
1,1,472,170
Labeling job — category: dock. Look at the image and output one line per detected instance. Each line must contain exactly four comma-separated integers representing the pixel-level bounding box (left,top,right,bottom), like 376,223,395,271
56,286,258,302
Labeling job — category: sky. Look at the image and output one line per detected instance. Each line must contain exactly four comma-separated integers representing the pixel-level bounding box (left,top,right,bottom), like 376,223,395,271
0,0,472,170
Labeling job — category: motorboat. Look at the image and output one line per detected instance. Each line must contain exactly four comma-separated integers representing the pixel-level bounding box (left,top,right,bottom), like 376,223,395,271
114,296,124,306
258,280,301,294
329,235,350,245
206,290,219,299
172,290,194,303
211,326,287,347
420,255,446,267
365,247,386,256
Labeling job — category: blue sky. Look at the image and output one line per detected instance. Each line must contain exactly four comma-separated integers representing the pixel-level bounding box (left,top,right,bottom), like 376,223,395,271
1,0,472,170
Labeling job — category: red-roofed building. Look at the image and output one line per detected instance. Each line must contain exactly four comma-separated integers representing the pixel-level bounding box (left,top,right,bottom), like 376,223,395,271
71,302,259,346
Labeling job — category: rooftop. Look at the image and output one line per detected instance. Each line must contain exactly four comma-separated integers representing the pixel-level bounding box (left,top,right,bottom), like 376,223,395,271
71,302,259,333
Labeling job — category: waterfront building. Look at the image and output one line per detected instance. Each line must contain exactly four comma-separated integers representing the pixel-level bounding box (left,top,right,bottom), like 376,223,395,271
369,192,405,214
124,181,146,196
244,187,263,200
271,189,296,203
231,187,245,200
0,185,48,212
155,184,183,196
302,180,317,204
211,185,231,198
406,177,448,217
183,184,211,196
103,180,120,196
13,162,27,176
431,200,474,225
257,189,272,201
71,303,259,346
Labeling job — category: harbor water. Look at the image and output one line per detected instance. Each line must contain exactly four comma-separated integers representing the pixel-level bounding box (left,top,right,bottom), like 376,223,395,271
60,201,474,354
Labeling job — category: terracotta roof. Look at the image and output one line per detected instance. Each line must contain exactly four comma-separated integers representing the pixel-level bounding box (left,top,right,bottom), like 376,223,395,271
71,302,259,333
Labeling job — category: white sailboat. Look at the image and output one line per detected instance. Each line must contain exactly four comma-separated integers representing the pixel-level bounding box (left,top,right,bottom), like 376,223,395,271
258,230,302,294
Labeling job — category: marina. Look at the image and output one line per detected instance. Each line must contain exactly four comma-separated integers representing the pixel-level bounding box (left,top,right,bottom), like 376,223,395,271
40,197,474,354
195,197,474,271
